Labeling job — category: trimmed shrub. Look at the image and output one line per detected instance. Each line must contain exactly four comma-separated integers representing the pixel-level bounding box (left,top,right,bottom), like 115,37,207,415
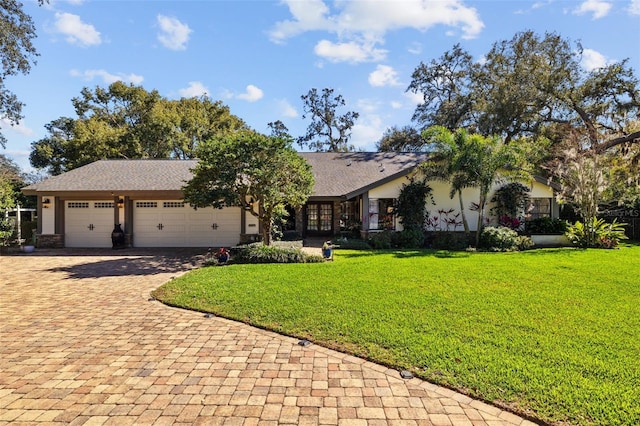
526,217,568,235
429,232,470,251
392,227,425,249
233,245,324,264
480,226,520,251
368,231,393,249
332,237,371,250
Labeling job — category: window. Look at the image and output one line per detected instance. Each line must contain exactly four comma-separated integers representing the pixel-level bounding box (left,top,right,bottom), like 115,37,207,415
340,200,360,231
306,202,334,234
135,202,158,208
94,202,114,209
163,202,185,208
68,202,89,209
369,198,396,230
528,198,551,219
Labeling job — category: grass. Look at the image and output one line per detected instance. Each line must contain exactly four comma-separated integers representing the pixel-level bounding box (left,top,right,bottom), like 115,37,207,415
152,245,640,426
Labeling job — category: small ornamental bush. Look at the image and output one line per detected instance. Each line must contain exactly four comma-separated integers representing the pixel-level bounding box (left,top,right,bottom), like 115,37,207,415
480,226,521,251
565,217,628,248
233,245,324,264
516,235,535,251
430,232,470,251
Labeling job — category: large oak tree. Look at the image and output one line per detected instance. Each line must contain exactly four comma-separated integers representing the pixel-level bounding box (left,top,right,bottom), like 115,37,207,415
29,82,248,174
408,31,640,153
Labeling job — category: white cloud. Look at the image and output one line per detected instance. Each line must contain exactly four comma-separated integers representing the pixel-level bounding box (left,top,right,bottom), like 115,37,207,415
404,90,423,107
277,99,298,118
269,0,331,42
573,0,612,19
270,0,483,63
581,48,613,71
271,0,483,41
351,113,384,151
54,12,101,47
629,0,640,14
236,85,264,102
0,118,34,137
368,65,401,87
390,101,403,109
70,69,144,84
157,15,192,51
314,39,386,63
178,81,209,98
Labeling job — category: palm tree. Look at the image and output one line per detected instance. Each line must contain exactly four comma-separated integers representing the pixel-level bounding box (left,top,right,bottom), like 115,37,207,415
420,126,475,238
421,126,531,246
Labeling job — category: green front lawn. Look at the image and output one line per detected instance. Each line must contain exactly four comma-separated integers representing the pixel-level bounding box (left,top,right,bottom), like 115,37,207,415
153,245,640,426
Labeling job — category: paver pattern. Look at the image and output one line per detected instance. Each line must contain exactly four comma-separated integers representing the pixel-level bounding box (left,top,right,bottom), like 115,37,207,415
0,249,537,425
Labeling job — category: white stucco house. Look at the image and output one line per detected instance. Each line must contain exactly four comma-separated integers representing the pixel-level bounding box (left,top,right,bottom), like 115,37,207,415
21,152,559,248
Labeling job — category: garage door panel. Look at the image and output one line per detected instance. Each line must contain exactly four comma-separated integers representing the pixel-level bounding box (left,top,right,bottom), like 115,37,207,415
65,201,114,248
133,201,241,247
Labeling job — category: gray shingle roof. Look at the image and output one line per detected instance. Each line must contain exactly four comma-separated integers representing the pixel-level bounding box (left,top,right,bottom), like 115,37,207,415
23,159,199,193
299,152,428,198
23,153,427,198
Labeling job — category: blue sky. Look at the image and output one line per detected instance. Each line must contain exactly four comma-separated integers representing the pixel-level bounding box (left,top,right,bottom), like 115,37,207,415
3,0,640,172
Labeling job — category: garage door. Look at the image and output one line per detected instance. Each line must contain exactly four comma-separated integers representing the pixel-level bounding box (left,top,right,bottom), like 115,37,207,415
133,201,241,247
65,201,115,248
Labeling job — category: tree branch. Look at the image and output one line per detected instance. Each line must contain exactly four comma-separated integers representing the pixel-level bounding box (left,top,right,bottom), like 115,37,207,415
595,131,640,153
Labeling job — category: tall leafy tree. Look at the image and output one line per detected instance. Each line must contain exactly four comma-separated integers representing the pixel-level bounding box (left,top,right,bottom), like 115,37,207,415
297,88,359,152
376,125,425,152
183,131,314,245
29,117,76,175
155,95,248,159
29,83,247,174
1,154,36,208
267,120,290,138
0,0,45,148
407,44,477,134
408,31,640,152
0,175,15,249
0,154,24,248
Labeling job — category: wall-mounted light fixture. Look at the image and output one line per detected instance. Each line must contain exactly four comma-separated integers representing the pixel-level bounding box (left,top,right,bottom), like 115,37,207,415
117,198,124,208
42,198,51,208
244,197,255,211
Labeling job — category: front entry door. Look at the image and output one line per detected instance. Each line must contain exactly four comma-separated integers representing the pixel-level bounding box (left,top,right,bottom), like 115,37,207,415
305,203,333,236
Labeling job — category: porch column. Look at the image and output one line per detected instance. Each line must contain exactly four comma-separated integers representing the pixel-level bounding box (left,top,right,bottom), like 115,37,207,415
333,200,341,236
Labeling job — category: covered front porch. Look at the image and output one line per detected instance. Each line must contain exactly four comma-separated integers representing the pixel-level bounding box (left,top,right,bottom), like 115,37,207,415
294,195,399,240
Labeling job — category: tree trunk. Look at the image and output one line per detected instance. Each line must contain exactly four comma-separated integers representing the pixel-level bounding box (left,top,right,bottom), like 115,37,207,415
475,191,487,247
457,191,470,236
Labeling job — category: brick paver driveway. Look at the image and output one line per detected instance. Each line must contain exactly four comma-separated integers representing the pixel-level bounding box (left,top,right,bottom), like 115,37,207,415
0,249,534,425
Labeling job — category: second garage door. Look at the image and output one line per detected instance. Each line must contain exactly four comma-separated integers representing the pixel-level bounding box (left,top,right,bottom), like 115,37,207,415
133,200,241,247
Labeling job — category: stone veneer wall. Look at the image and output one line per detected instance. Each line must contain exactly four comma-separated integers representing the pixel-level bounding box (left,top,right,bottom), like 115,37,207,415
36,234,64,248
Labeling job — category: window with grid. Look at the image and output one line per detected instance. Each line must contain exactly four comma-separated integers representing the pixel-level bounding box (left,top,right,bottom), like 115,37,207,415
528,198,551,219
94,202,114,208
319,203,332,231
369,199,396,230
135,202,158,208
